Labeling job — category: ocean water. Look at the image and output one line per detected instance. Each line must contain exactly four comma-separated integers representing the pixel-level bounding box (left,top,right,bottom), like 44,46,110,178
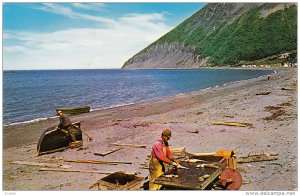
3,69,272,125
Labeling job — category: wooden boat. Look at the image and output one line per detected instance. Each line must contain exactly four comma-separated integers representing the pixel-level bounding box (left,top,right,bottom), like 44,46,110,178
56,106,90,115
37,121,83,156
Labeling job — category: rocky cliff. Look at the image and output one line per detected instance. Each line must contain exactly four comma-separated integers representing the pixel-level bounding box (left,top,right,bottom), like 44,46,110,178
123,3,297,69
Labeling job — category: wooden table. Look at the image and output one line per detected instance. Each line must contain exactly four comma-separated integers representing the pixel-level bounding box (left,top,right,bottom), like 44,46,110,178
154,155,227,190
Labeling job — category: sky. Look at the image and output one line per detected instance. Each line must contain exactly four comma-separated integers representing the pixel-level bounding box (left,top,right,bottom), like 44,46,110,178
3,2,206,70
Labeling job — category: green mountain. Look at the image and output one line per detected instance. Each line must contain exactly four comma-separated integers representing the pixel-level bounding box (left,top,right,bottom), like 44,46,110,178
122,3,297,69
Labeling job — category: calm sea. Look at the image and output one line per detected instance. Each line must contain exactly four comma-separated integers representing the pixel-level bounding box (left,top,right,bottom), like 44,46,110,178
3,69,272,125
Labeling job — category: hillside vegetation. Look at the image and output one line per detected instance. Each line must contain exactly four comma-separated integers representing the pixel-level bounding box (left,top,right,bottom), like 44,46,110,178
123,3,297,69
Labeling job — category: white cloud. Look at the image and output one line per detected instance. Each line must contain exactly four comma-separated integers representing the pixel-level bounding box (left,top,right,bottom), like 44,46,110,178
71,3,106,10
37,3,77,19
35,3,115,25
3,13,173,70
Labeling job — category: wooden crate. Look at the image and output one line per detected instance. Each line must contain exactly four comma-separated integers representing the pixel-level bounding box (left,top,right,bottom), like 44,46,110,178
96,171,144,190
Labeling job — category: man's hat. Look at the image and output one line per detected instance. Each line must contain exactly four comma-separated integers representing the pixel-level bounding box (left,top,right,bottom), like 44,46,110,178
57,110,63,115
162,129,172,138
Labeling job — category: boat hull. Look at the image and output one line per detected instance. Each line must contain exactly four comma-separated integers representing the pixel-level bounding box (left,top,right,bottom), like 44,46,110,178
56,106,90,116
37,121,83,155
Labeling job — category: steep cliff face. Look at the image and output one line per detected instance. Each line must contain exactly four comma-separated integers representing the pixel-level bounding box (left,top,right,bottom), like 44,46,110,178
123,43,204,69
123,3,297,69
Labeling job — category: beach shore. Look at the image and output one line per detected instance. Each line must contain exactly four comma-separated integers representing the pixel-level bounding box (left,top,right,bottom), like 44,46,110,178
3,68,297,191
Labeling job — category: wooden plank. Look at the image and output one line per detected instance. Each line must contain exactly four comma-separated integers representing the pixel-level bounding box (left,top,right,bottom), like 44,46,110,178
186,152,216,156
256,91,271,95
11,161,71,169
238,154,278,163
64,159,132,165
39,168,114,174
247,151,278,156
94,147,123,156
112,118,131,122
110,143,146,148
40,168,140,179
212,122,253,127
139,167,149,169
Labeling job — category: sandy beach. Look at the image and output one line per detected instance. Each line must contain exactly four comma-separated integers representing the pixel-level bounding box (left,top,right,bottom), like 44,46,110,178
3,68,297,191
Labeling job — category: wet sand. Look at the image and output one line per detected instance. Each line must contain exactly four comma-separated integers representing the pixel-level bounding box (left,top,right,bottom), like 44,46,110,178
3,68,297,191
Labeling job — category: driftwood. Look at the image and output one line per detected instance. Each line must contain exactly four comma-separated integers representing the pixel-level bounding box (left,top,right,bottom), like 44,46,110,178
94,147,123,156
133,121,151,128
247,151,278,157
64,159,132,165
212,122,253,127
256,91,271,95
223,115,234,118
40,168,140,177
112,118,131,122
281,87,293,91
11,161,71,169
39,168,115,174
185,130,199,134
110,143,146,148
238,154,278,163
139,166,149,169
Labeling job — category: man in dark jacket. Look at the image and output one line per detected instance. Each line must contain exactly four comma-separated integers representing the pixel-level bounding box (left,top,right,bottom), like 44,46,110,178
56,110,77,142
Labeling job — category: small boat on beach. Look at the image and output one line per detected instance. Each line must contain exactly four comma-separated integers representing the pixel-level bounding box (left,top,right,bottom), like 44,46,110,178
56,106,90,115
37,121,83,156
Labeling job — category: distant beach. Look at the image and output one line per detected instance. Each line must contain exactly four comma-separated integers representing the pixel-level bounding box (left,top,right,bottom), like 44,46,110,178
3,68,297,191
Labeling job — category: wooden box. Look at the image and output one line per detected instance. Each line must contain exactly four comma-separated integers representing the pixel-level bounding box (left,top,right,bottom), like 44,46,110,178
96,171,144,190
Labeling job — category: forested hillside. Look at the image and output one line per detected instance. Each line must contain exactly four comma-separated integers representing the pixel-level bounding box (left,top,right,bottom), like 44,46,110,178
123,3,297,69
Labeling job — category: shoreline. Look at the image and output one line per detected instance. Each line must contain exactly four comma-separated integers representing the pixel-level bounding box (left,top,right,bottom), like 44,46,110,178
3,68,274,127
3,68,297,191
2,69,280,150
